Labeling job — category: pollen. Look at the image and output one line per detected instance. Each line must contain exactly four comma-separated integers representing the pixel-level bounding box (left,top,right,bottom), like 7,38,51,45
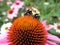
7,15,47,45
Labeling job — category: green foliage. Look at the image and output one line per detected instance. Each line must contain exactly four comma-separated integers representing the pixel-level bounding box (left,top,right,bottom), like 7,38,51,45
23,0,60,21
0,0,60,27
48,29,60,38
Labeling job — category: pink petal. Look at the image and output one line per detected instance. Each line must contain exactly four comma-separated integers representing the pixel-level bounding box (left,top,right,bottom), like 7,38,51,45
0,31,9,44
42,20,53,30
0,43,9,45
45,43,51,45
46,25,53,30
0,37,8,44
0,0,3,2
47,40,57,45
11,0,24,9
48,33,60,43
42,20,47,25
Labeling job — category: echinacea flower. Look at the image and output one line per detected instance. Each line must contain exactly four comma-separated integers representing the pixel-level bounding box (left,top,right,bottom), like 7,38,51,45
7,15,60,45
0,16,60,45
8,15,47,45
42,20,60,45
0,22,12,45
53,23,60,33
0,22,12,35
11,0,24,10
7,8,18,20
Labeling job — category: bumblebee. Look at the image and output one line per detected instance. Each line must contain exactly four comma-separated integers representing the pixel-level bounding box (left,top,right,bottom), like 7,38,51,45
22,6,40,20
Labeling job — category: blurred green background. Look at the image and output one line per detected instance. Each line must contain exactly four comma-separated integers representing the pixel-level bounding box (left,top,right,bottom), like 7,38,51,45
0,0,60,27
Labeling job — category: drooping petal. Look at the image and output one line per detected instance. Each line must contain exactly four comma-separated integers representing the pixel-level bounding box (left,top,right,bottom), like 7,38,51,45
0,43,9,45
0,37,8,44
45,43,49,45
47,33,60,43
47,40,57,45
0,30,9,45
42,20,47,26
46,25,53,30
42,20,53,30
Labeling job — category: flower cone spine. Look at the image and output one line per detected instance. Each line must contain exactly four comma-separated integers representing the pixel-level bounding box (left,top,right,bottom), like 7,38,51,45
7,15,47,45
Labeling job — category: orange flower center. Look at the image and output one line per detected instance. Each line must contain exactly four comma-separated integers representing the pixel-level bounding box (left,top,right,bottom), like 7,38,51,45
8,9,13,14
16,2,19,5
5,27,8,30
8,15,47,45
57,25,60,30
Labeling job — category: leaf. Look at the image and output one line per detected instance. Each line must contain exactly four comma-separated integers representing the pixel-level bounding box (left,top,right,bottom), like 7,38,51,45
48,29,60,38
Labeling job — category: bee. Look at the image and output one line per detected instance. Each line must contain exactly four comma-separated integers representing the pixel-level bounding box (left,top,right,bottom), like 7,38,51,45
21,6,40,20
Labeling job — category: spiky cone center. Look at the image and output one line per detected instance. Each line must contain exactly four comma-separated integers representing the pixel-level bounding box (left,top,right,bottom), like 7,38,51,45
7,15,47,45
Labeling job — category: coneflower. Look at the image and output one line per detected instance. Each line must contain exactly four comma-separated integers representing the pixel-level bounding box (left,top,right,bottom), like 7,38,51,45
7,15,47,45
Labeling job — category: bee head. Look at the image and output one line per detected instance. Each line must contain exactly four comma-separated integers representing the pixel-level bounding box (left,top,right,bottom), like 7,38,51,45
33,14,40,20
22,6,40,20
24,10,32,15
